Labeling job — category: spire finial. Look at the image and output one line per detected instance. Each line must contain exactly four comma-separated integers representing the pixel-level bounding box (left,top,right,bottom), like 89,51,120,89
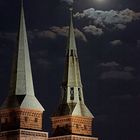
69,7,73,12
21,0,23,7
66,6,77,52
69,6,73,22
69,7,73,24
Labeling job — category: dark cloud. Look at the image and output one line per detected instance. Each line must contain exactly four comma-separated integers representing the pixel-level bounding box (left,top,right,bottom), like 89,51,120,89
0,32,16,42
83,25,103,36
75,8,140,30
99,61,120,67
36,58,50,69
98,62,135,80
100,70,134,80
124,66,135,72
31,50,51,70
60,0,74,5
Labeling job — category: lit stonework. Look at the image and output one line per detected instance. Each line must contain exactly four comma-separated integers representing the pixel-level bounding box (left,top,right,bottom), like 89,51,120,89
0,0,48,140
49,135,98,140
51,116,93,136
49,8,98,140
0,129,48,140
0,109,43,131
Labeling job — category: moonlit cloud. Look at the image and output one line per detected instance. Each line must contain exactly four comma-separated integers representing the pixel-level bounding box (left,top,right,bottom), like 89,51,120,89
114,24,127,30
110,40,123,46
60,0,74,5
37,30,57,39
83,25,103,36
34,26,87,42
99,61,120,67
75,8,140,30
0,27,87,43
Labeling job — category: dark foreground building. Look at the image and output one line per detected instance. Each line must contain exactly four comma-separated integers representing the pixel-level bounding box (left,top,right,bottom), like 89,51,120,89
0,1,98,140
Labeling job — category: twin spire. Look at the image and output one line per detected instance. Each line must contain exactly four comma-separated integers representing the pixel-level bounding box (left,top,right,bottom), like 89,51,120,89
1,1,93,118
54,8,93,118
1,0,44,111
0,1,96,138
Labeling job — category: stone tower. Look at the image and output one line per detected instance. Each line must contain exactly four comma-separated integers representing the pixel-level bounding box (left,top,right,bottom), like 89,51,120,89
49,8,98,140
0,1,48,139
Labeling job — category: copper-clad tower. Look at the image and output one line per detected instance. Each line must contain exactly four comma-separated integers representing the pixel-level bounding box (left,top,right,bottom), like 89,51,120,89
0,1,48,139
49,8,98,140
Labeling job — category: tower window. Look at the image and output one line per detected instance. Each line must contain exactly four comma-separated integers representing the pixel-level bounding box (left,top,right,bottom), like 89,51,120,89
65,124,69,128
35,118,38,122
70,87,74,100
70,50,74,56
5,118,8,123
1,118,8,124
76,124,79,128
84,125,87,129
78,88,82,101
25,117,28,122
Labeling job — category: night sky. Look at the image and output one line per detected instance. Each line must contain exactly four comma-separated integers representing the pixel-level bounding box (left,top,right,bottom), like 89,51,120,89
0,0,140,140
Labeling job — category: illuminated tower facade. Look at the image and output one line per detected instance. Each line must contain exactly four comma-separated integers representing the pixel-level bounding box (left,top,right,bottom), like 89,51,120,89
0,1,48,140
49,9,98,140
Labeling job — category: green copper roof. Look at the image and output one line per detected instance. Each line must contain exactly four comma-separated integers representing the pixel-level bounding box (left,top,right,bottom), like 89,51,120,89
54,9,93,118
0,0,44,111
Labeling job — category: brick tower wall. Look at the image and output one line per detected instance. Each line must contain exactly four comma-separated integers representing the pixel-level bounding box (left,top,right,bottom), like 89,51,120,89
0,129,48,140
0,109,43,131
49,135,98,140
51,116,93,136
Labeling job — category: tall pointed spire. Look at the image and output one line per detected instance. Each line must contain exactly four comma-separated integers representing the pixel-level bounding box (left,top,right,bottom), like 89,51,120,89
0,0,48,133
14,0,35,96
67,8,77,52
50,8,95,137
54,8,93,117
1,0,44,111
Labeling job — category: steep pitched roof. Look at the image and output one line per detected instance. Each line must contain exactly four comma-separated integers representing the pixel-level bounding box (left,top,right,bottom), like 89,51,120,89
1,0,44,111
55,9,93,118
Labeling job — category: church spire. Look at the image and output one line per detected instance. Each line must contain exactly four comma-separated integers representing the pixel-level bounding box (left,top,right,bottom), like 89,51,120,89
1,0,44,111
14,0,35,96
50,8,94,137
67,8,77,52
54,8,93,118
0,0,48,133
